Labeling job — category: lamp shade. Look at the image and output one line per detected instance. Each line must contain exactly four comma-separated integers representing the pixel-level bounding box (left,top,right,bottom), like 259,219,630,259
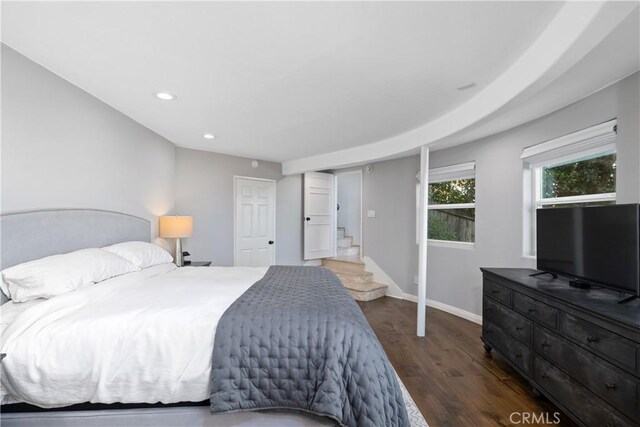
159,216,193,238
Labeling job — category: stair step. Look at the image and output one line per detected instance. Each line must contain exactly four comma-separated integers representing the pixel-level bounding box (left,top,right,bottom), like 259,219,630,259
344,282,387,302
335,270,374,284
337,228,346,238
324,256,364,265
337,246,360,257
337,237,353,248
322,257,365,274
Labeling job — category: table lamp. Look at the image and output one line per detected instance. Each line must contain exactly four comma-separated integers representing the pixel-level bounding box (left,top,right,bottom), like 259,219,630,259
159,215,193,267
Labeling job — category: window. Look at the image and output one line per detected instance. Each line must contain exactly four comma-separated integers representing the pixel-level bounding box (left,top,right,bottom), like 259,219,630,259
522,119,617,255
426,162,476,244
536,151,616,208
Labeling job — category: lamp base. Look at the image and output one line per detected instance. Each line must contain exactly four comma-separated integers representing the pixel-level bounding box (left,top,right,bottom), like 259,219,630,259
174,238,183,267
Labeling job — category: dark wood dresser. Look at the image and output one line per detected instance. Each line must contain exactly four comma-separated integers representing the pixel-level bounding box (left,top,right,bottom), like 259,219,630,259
481,268,640,427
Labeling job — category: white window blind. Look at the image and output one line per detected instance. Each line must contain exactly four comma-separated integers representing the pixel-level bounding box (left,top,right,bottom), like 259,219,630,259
521,119,617,166
429,161,475,183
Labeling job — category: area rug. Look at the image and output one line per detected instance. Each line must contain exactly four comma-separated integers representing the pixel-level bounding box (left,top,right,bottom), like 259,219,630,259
396,373,429,427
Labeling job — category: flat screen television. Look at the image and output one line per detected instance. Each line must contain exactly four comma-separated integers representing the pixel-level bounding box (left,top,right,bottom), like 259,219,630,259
536,204,640,297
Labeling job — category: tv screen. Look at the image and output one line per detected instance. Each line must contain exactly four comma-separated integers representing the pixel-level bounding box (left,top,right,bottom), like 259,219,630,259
536,204,640,296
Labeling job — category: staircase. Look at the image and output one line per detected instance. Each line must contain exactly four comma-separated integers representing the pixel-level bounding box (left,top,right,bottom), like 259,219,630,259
322,227,387,301
336,227,360,256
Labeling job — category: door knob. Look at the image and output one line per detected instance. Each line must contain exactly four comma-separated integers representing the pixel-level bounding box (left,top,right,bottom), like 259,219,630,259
305,217,311,221
268,241,274,245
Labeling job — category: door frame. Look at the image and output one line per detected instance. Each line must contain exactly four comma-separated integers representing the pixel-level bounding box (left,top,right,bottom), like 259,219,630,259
233,176,277,267
334,169,363,257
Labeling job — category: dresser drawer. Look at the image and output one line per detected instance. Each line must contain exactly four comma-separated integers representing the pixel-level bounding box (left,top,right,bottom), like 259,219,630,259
483,320,532,375
484,279,512,306
535,326,638,420
534,357,633,427
513,292,558,329
562,313,638,372
483,297,532,346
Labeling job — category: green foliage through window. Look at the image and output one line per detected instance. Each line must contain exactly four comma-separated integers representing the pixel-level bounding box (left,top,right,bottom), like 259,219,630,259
542,153,616,199
429,179,475,205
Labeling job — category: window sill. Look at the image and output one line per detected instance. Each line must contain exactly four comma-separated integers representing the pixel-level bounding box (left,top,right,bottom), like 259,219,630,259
427,239,475,250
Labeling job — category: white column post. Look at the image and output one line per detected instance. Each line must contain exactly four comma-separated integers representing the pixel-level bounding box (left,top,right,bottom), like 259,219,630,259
417,146,429,336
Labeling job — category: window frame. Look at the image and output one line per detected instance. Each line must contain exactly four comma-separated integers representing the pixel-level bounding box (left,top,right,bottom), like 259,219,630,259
522,119,617,256
532,146,617,209
425,162,476,247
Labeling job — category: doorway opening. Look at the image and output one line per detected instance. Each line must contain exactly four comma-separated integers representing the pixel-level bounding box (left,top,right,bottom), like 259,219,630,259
336,170,362,259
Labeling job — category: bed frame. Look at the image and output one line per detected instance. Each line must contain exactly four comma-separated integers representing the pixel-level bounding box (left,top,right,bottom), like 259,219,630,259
1,209,150,305
0,209,151,270
0,209,331,427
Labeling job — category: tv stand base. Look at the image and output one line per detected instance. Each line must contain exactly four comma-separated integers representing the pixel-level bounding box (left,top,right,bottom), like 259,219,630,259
618,295,639,304
529,271,558,279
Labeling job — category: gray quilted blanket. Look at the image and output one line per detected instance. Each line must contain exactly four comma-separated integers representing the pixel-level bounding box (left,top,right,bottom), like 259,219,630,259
210,265,409,427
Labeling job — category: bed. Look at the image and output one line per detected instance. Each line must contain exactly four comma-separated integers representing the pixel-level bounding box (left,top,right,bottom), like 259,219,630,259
0,209,412,427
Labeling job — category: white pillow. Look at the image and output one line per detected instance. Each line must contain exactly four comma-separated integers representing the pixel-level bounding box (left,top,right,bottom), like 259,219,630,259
1,248,138,303
102,241,173,270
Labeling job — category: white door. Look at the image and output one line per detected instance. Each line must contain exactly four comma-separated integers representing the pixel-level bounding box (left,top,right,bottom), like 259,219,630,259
304,172,336,260
234,177,276,267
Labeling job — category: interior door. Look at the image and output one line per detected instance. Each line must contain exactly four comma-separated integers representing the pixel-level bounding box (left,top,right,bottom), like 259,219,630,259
234,177,276,267
304,172,336,260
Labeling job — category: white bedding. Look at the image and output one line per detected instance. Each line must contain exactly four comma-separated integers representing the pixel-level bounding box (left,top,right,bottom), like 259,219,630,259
0,264,268,408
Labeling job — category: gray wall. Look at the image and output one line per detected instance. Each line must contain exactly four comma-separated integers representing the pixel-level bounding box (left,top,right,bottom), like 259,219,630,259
2,46,304,265
275,175,305,265
359,156,421,294
337,172,361,245
1,45,176,241
426,72,640,316
174,147,304,266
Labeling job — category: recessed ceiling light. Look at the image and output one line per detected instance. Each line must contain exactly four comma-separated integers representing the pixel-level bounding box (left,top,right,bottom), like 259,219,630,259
155,92,177,101
202,133,215,140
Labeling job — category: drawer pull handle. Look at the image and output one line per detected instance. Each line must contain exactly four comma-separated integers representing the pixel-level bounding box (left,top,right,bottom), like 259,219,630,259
605,383,616,390
491,290,500,294
528,309,537,313
540,374,549,379
515,354,523,359
587,336,599,343
541,342,550,348
515,326,523,331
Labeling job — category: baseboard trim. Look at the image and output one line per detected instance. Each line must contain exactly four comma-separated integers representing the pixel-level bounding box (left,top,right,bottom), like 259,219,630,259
402,294,482,325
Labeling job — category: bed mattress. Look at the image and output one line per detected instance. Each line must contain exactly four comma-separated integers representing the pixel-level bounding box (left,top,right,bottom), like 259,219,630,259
0,264,268,407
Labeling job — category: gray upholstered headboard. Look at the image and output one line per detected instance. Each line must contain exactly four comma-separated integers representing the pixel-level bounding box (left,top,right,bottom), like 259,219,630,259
0,209,151,303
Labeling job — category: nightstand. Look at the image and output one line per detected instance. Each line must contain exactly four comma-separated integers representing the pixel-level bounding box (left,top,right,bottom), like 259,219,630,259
184,261,211,267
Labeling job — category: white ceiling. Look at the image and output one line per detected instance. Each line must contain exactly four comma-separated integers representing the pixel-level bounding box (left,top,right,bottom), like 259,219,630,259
431,6,640,151
280,1,638,174
2,1,565,163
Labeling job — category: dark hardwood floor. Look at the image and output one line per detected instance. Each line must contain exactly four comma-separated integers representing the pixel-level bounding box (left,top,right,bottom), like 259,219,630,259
359,297,577,427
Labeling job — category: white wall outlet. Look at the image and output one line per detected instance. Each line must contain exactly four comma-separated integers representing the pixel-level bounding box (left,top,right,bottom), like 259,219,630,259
367,210,376,218
414,275,419,285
